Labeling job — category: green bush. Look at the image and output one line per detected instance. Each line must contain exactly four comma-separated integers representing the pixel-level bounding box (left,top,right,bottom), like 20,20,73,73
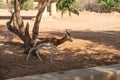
99,0,117,12
98,0,120,12
113,0,120,8
56,0,76,16
71,2,81,10
10,0,14,5
10,0,34,10
21,0,34,10
99,0,116,8
0,0,3,8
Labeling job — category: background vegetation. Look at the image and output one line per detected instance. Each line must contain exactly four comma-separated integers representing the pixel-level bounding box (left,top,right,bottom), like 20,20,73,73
0,0,34,10
10,0,34,10
98,0,120,12
0,0,120,13
0,0,4,8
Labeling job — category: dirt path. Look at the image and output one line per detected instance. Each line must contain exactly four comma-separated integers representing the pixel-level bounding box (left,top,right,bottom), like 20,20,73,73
0,10,120,79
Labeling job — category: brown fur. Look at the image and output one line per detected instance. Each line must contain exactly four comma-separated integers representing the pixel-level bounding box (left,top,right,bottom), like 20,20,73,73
37,35,68,46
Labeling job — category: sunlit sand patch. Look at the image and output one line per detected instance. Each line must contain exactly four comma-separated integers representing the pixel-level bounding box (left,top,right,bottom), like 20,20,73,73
58,39,120,56
0,43,4,46
5,50,13,54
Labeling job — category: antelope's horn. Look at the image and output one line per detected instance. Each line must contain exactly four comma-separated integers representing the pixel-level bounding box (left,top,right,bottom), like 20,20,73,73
66,29,70,36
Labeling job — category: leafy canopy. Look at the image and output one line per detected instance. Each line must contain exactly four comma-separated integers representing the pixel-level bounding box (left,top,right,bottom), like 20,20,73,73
99,0,117,8
56,0,76,15
10,0,34,10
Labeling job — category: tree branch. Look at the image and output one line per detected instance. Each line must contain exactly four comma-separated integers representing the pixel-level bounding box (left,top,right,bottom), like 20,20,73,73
24,23,32,53
14,0,24,33
32,0,48,39
6,12,18,34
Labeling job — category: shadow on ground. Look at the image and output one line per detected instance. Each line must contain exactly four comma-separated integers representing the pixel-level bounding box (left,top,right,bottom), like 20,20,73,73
43,30,120,50
0,26,120,79
0,16,35,20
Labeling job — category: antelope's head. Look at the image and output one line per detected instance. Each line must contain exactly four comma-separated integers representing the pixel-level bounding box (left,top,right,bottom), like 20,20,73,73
66,30,73,42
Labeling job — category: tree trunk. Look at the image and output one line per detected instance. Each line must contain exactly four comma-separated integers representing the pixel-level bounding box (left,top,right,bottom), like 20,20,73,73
69,11,71,17
6,0,48,53
6,0,8,3
6,0,32,53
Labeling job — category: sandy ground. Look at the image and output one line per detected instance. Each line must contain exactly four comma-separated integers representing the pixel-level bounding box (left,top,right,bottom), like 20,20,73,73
0,10,120,79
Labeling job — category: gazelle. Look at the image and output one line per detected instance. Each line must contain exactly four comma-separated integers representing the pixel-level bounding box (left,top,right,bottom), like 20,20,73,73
26,30,73,62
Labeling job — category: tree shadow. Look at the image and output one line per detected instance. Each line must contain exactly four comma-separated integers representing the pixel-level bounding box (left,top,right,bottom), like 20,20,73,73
1,45,119,79
8,64,120,80
0,25,25,79
0,16,35,20
0,25,15,42
71,30,120,50
0,41,24,79
42,30,120,50
0,28,120,79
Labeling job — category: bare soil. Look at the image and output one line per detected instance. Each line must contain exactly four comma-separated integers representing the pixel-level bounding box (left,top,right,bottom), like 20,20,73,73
0,10,120,79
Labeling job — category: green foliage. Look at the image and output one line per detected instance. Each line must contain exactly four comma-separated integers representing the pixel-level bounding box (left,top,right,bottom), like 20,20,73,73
98,0,120,12
71,2,81,10
112,0,120,10
10,0,14,5
0,0,3,8
56,0,76,16
10,0,34,10
21,0,34,10
99,0,116,8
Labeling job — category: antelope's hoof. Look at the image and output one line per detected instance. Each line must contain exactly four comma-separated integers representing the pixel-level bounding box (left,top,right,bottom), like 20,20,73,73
39,59,43,62
26,57,29,61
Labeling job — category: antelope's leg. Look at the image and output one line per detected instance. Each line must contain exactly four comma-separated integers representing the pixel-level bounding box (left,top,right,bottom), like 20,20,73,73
26,48,35,61
53,46,62,60
35,47,43,62
50,47,54,63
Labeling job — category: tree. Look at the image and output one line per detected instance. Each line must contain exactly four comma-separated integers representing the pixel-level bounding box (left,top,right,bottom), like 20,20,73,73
99,0,117,12
56,0,79,17
6,0,48,53
6,0,76,54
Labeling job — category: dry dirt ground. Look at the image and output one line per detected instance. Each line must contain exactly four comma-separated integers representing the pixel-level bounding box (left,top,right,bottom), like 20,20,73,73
0,10,120,79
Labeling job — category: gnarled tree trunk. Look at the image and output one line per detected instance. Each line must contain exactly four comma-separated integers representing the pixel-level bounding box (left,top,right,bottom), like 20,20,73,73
6,0,48,53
